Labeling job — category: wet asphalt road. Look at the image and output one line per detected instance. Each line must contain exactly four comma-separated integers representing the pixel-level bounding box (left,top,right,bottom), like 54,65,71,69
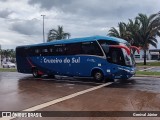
0,72,160,120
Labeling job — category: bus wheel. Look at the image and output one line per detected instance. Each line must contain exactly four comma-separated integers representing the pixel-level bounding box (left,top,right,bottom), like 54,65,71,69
93,70,104,82
32,68,41,78
107,78,114,82
47,74,55,78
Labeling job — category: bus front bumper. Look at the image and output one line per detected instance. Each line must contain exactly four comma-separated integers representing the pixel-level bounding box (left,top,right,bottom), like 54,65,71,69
112,67,136,79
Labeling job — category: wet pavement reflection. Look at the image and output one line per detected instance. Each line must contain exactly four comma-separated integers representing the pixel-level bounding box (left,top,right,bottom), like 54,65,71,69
0,72,160,120
108,77,160,93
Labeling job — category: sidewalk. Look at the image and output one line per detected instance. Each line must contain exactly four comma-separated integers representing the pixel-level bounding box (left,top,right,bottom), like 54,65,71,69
135,60,158,63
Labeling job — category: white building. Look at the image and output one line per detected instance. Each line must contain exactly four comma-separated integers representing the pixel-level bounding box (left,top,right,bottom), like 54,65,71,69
134,49,160,60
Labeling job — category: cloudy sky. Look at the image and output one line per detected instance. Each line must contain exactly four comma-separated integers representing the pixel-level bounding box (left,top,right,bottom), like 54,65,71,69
0,0,160,49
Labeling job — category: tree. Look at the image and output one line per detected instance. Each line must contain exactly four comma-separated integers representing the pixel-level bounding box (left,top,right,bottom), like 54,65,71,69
136,13,160,65
126,19,141,46
108,22,131,42
47,25,70,42
0,49,15,60
108,12,160,65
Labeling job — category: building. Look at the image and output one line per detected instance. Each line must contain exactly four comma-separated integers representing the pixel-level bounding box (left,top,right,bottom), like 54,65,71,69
149,49,160,60
134,49,160,60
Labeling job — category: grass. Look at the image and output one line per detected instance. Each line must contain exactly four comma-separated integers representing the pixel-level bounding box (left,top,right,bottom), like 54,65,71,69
136,71,160,76
0,68,17,72
136,61,160,66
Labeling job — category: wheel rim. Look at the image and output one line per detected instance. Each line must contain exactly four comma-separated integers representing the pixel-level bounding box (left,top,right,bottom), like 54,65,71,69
95,72,102,81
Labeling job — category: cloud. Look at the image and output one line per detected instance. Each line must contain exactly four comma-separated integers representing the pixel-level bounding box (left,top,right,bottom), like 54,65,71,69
0,0,8,1
10,19,41,35
28,0,160,20
0,0,159,49
0,9,12,18
28,0,72,10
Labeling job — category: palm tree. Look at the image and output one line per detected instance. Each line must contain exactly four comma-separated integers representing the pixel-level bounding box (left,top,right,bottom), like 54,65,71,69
47,25,70,42
136,13,160,65
108,20,141,46
126,19,141,46
0,49,15,59
108,22,132,42
108,12,160,65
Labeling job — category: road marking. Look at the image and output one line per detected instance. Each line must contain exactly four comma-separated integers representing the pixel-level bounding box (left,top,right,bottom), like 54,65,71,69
0,82,112,120
139,67,155,71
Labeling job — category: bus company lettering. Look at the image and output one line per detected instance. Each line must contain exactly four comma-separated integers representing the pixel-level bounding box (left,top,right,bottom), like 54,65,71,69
44,58,62,63
43,57,80,64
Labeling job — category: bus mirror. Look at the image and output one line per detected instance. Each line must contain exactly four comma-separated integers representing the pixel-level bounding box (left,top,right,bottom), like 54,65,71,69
109,45,131,55
130,46,140,54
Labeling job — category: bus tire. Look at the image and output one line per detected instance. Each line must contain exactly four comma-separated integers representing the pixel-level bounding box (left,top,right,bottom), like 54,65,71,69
107,78,114,82
92,70,104,82
32,68,41,78
48,74,55,78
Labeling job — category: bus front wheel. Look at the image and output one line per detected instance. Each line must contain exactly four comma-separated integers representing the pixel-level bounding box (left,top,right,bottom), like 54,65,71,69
92,70,104,82
32,68,41,78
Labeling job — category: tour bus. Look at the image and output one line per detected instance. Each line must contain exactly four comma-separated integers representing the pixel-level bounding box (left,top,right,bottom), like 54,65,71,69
16,36,139,82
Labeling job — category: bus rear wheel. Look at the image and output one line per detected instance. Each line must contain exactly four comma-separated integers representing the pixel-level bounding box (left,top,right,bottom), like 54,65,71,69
32,68,41,78
93,70,104,82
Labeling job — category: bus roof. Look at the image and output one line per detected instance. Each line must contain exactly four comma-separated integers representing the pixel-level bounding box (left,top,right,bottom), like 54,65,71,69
17,35,127,48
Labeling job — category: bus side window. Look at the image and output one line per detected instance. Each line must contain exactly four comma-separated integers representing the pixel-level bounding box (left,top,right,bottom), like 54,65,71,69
66,43,82,55
54,44,67,55
16,47,26,57
49,48,53,53
35,49,39,54
26,47,33,56
34,48,41,56
93,42,103,56
42,49,48,53
49,45,56,55
81,42,103,56
82,42,94,55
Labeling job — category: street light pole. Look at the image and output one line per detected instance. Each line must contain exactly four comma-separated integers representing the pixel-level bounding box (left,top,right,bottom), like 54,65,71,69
41,15,45,43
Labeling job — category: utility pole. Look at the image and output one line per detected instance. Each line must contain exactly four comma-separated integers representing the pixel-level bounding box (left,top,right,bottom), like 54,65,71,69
41,15,45,43
0,45,1,67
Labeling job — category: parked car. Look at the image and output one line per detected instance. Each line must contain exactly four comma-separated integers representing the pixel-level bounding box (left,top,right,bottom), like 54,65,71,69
2,62,16,68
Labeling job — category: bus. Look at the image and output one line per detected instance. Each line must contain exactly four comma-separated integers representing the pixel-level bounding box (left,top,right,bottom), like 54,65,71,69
16,36,139,82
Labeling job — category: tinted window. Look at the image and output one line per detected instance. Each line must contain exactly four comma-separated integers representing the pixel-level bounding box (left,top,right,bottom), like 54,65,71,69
81,41,103,56
35,49,40,54
18,41,103,57
25,47,33,56
54,44,67,55
98,40,119,45
66,43,82,55
16,47,26,57
106,47,125,65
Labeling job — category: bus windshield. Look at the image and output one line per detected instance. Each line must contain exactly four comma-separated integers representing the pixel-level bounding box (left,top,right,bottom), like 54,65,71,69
99,40,135,67
121,43,136,67
122,48,133,66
